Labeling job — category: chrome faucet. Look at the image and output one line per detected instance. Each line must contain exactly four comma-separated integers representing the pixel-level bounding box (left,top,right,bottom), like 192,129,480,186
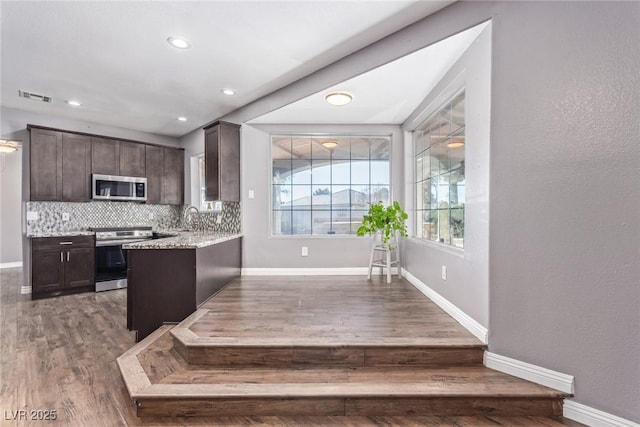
183,205,200,231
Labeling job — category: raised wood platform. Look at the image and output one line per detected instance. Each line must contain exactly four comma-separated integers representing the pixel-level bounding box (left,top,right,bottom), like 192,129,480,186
118,276,571,419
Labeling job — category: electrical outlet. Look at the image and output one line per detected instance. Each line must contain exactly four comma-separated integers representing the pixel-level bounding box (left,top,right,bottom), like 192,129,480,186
216,215,222,224
62,212,70,221
148,213,154,220
301,246,308,257
26,211,39,221
248,190,255,199
441,265,447,280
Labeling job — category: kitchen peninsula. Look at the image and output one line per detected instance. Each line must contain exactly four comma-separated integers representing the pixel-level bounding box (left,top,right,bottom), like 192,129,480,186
124,231,242,341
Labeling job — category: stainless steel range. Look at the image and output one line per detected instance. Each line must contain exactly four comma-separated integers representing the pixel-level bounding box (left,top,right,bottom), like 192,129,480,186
92,227,153,292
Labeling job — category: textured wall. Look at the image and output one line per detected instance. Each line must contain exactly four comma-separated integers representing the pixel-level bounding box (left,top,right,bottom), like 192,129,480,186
487,2,640,421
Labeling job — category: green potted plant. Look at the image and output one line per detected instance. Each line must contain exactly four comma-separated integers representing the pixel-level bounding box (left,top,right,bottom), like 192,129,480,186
357,200,408,246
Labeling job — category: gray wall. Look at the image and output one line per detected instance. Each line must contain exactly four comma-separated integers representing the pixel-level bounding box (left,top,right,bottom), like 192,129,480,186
401,24,491,328
0,106,181,266
486,2,639,422
241,123,403,269
218,1,640,421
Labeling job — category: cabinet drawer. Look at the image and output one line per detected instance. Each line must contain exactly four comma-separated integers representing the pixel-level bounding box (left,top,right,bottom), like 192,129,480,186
32,235,95,250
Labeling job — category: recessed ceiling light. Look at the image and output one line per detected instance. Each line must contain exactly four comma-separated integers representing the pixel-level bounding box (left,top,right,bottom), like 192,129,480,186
167,36,191,49
177,117,188,122
221,88,236,96
325,91,353,106
66,100,82,107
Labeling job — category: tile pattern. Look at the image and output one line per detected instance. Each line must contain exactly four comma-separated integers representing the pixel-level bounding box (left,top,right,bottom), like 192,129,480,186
181,202,241,234
25,201,241,236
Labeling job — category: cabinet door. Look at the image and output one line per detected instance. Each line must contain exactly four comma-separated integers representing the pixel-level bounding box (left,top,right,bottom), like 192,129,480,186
219,123,240,202
204,126,220,201
162,148,184,205
32,249,64,294
30,128,62,201
91,137,119,175
145,145,163,204
119,141,146,177
65,247,95,289
62,133,91,202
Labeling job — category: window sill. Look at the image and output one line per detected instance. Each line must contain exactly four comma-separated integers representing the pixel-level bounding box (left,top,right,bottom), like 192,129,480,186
405,237,465,258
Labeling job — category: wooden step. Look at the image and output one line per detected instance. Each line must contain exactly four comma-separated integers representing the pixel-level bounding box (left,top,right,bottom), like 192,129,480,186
118,326,569,418
171,309,486,367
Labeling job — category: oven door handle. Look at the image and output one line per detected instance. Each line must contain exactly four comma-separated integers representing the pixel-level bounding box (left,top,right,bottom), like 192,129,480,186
95,238,151,247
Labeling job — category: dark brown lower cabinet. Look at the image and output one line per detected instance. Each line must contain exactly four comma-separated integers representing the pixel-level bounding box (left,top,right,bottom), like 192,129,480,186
31,236,95,299
127,237,242,341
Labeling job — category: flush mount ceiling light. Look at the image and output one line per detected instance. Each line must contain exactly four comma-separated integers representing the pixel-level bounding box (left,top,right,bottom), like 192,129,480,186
0,140,20,153
167,36,191,49
325,91,353,106
66,100,82,107
447,138,465,149
177,117,188,122
321,139,338,149
221,88,236,96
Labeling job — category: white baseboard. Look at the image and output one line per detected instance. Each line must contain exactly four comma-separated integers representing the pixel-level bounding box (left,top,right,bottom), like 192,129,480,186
0,261,23,269
401,268,488,344
484,352,574,394
241,267,398,276
20,286,31,295
564,400,639,427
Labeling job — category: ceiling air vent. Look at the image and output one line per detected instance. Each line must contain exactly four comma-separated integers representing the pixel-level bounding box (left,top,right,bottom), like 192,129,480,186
18,90,52,103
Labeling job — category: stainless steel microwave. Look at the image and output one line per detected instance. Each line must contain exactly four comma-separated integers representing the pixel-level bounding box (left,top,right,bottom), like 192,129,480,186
92,174,147,202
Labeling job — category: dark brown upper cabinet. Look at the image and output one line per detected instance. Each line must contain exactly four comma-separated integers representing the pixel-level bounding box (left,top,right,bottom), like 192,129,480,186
61,133,91,202
91,139,146,177
145,145,163,204
204,121,240,202
145,145,184,205
29,125,183,205
30,128,90,202
119,141,146,177
30,128,63,201
162,147,184,205
91,137,119,175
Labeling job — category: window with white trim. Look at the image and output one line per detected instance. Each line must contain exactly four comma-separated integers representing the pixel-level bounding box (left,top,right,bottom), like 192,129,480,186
414,91,465,248
272,135,391,236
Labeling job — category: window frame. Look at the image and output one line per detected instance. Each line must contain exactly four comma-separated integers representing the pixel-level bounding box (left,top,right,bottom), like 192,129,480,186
413,89,466,250
269,132,393,238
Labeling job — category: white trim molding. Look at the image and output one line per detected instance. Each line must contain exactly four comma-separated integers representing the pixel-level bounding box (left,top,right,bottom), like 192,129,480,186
401,268,488,344
20,286,32,295
0,261,23,269
484,352,574,394
563,401,640,427
241,267,399,276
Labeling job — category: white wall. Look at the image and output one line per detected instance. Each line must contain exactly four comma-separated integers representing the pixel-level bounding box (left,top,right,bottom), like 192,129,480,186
401,24,491,328
241,123,403,269
0,106,181,266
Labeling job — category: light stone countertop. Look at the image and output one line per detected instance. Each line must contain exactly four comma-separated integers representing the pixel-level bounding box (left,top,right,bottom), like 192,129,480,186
123,231,242,250
28,230,95,238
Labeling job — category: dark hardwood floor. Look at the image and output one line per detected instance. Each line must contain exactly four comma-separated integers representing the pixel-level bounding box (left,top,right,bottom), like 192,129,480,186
0,268,582,426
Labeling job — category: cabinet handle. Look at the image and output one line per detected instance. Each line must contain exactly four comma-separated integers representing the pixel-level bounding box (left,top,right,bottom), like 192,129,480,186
59,241,73,245
67,251,70,262
60,252,64,262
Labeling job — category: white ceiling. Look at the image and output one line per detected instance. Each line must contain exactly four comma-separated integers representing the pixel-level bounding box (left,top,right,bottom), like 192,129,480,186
0,1,454,137
249,23,486,125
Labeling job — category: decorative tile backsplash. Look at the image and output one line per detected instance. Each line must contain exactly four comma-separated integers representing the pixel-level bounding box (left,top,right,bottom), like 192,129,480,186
181,203,241,234
25,201,241,236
